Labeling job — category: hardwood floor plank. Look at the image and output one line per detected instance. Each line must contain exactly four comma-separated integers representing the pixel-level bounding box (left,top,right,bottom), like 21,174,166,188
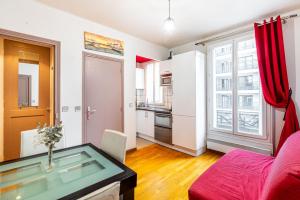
126,144,223,200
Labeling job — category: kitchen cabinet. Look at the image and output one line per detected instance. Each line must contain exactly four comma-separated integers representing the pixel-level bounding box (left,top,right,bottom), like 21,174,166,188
172,115,196,150
172,51,196,117
136,68,144,89
136,110,154,137
160,60,172,75
172,51,206,154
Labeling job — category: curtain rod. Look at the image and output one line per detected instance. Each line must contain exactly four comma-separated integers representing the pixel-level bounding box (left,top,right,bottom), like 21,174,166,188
195,13,299,46
256,14,298,26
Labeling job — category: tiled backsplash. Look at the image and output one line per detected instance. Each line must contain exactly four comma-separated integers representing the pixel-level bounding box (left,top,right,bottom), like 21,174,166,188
136,89,145,106
136,86,172,108
163,86,173,109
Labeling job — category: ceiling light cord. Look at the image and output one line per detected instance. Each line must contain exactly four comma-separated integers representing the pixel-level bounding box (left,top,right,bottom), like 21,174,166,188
163,0,175,33
169,0,171,19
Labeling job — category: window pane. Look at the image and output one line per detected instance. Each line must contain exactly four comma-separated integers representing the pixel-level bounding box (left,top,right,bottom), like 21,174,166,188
217,94,232,109
238,112,260,133
237,39,262,135
212,44,233,130
238,74,259,90
217,111,233,130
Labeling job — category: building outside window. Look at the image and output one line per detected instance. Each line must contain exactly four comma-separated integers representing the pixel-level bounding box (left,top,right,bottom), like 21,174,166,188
238,112,259,133
217,94,232,109
216,60,232,74
216,111,232,130
216,77,232,91
238,74,259,90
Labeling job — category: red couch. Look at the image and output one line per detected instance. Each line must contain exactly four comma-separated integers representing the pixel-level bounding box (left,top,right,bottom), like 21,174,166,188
189,131,300,200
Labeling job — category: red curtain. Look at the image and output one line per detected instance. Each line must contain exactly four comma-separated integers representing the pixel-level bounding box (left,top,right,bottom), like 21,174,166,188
254,16,299,156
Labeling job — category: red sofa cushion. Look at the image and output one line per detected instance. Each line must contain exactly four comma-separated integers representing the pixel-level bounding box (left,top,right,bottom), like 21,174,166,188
260,131,300,200
188,149,274,200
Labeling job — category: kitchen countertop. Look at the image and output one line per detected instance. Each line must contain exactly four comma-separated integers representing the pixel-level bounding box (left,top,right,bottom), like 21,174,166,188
136,106,172,114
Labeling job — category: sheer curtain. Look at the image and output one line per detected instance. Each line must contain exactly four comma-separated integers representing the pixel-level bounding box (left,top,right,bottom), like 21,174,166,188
145,61,163,104
154,62,163,104
145,62,154,103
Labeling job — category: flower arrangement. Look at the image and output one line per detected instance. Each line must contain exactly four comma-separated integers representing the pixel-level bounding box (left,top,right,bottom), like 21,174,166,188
37,122,63,169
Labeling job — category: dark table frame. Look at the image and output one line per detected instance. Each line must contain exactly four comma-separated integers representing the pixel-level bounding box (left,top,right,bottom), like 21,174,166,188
0,143,137,200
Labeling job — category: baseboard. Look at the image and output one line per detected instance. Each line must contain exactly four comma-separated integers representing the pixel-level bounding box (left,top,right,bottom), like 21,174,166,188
126,148,137,153
207,139,272,155
137,133,155,143
137,133,206,157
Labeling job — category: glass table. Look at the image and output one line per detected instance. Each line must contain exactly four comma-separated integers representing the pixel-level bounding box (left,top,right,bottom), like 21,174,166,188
0,144,137,200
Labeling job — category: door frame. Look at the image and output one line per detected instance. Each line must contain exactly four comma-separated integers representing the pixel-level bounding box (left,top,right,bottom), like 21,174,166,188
82,52,124,144
0,28,61,122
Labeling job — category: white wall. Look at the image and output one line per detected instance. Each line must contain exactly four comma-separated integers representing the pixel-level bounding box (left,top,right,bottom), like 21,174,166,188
0,0,168,150
170,41,205,55
294,17,300,118
275,14,300,146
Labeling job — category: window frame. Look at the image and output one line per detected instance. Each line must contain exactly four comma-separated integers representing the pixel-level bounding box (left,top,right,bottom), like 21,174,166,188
207,32,273,143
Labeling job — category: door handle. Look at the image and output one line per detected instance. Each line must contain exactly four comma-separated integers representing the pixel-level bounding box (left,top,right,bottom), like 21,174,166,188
87,106,96,120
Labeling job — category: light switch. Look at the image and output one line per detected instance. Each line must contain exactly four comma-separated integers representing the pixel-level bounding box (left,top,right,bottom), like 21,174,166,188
75,106,81,112
62,106,69,112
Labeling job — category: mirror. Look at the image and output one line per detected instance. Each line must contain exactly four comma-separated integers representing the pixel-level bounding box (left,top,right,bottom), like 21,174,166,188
18,61,39,107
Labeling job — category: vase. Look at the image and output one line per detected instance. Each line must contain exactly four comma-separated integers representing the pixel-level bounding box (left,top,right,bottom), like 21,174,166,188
47,144,54,170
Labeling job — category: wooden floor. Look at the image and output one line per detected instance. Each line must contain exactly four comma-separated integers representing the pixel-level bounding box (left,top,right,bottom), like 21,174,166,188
126,144,223,200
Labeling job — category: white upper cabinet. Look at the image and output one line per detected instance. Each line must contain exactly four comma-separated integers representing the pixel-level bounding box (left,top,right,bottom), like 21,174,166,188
159,60,172,75
172,51,197,117
136,68,144,89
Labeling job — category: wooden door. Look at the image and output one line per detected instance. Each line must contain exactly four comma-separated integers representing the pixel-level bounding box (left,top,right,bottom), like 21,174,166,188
4,39,51,161
84,54,123,147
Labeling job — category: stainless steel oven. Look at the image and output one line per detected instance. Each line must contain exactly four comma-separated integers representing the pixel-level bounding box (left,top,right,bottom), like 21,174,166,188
154,112,172,144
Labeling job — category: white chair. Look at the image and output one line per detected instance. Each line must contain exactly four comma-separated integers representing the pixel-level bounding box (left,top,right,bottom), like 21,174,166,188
100,129,127,163
20,129,65,157
79,182,120,200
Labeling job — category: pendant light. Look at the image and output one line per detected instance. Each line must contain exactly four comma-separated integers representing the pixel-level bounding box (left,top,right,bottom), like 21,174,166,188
164,0,175,33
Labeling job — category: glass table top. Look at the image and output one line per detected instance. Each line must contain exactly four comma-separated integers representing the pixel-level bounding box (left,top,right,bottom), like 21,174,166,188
0,145,124,200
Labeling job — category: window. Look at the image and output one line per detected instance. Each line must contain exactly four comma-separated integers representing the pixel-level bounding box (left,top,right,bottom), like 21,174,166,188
208,35,265,138
145,62,163,104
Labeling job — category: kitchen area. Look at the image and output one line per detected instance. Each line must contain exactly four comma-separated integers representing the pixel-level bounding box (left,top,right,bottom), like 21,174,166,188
135,51,207,156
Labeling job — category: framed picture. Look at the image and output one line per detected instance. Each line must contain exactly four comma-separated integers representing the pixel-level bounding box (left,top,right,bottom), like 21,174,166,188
84,32,124,56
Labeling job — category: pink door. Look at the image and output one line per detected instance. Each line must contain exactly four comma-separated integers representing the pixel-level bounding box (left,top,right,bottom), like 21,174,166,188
83,54,123,147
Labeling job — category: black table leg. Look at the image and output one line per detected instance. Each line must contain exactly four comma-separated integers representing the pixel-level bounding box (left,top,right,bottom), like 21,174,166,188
123,189,134,200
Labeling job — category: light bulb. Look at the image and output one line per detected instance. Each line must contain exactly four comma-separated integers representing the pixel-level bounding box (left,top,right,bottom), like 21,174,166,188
164,17,175,33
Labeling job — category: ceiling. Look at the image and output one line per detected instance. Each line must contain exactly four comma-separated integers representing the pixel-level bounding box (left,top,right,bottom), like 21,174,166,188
37,0,300,48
